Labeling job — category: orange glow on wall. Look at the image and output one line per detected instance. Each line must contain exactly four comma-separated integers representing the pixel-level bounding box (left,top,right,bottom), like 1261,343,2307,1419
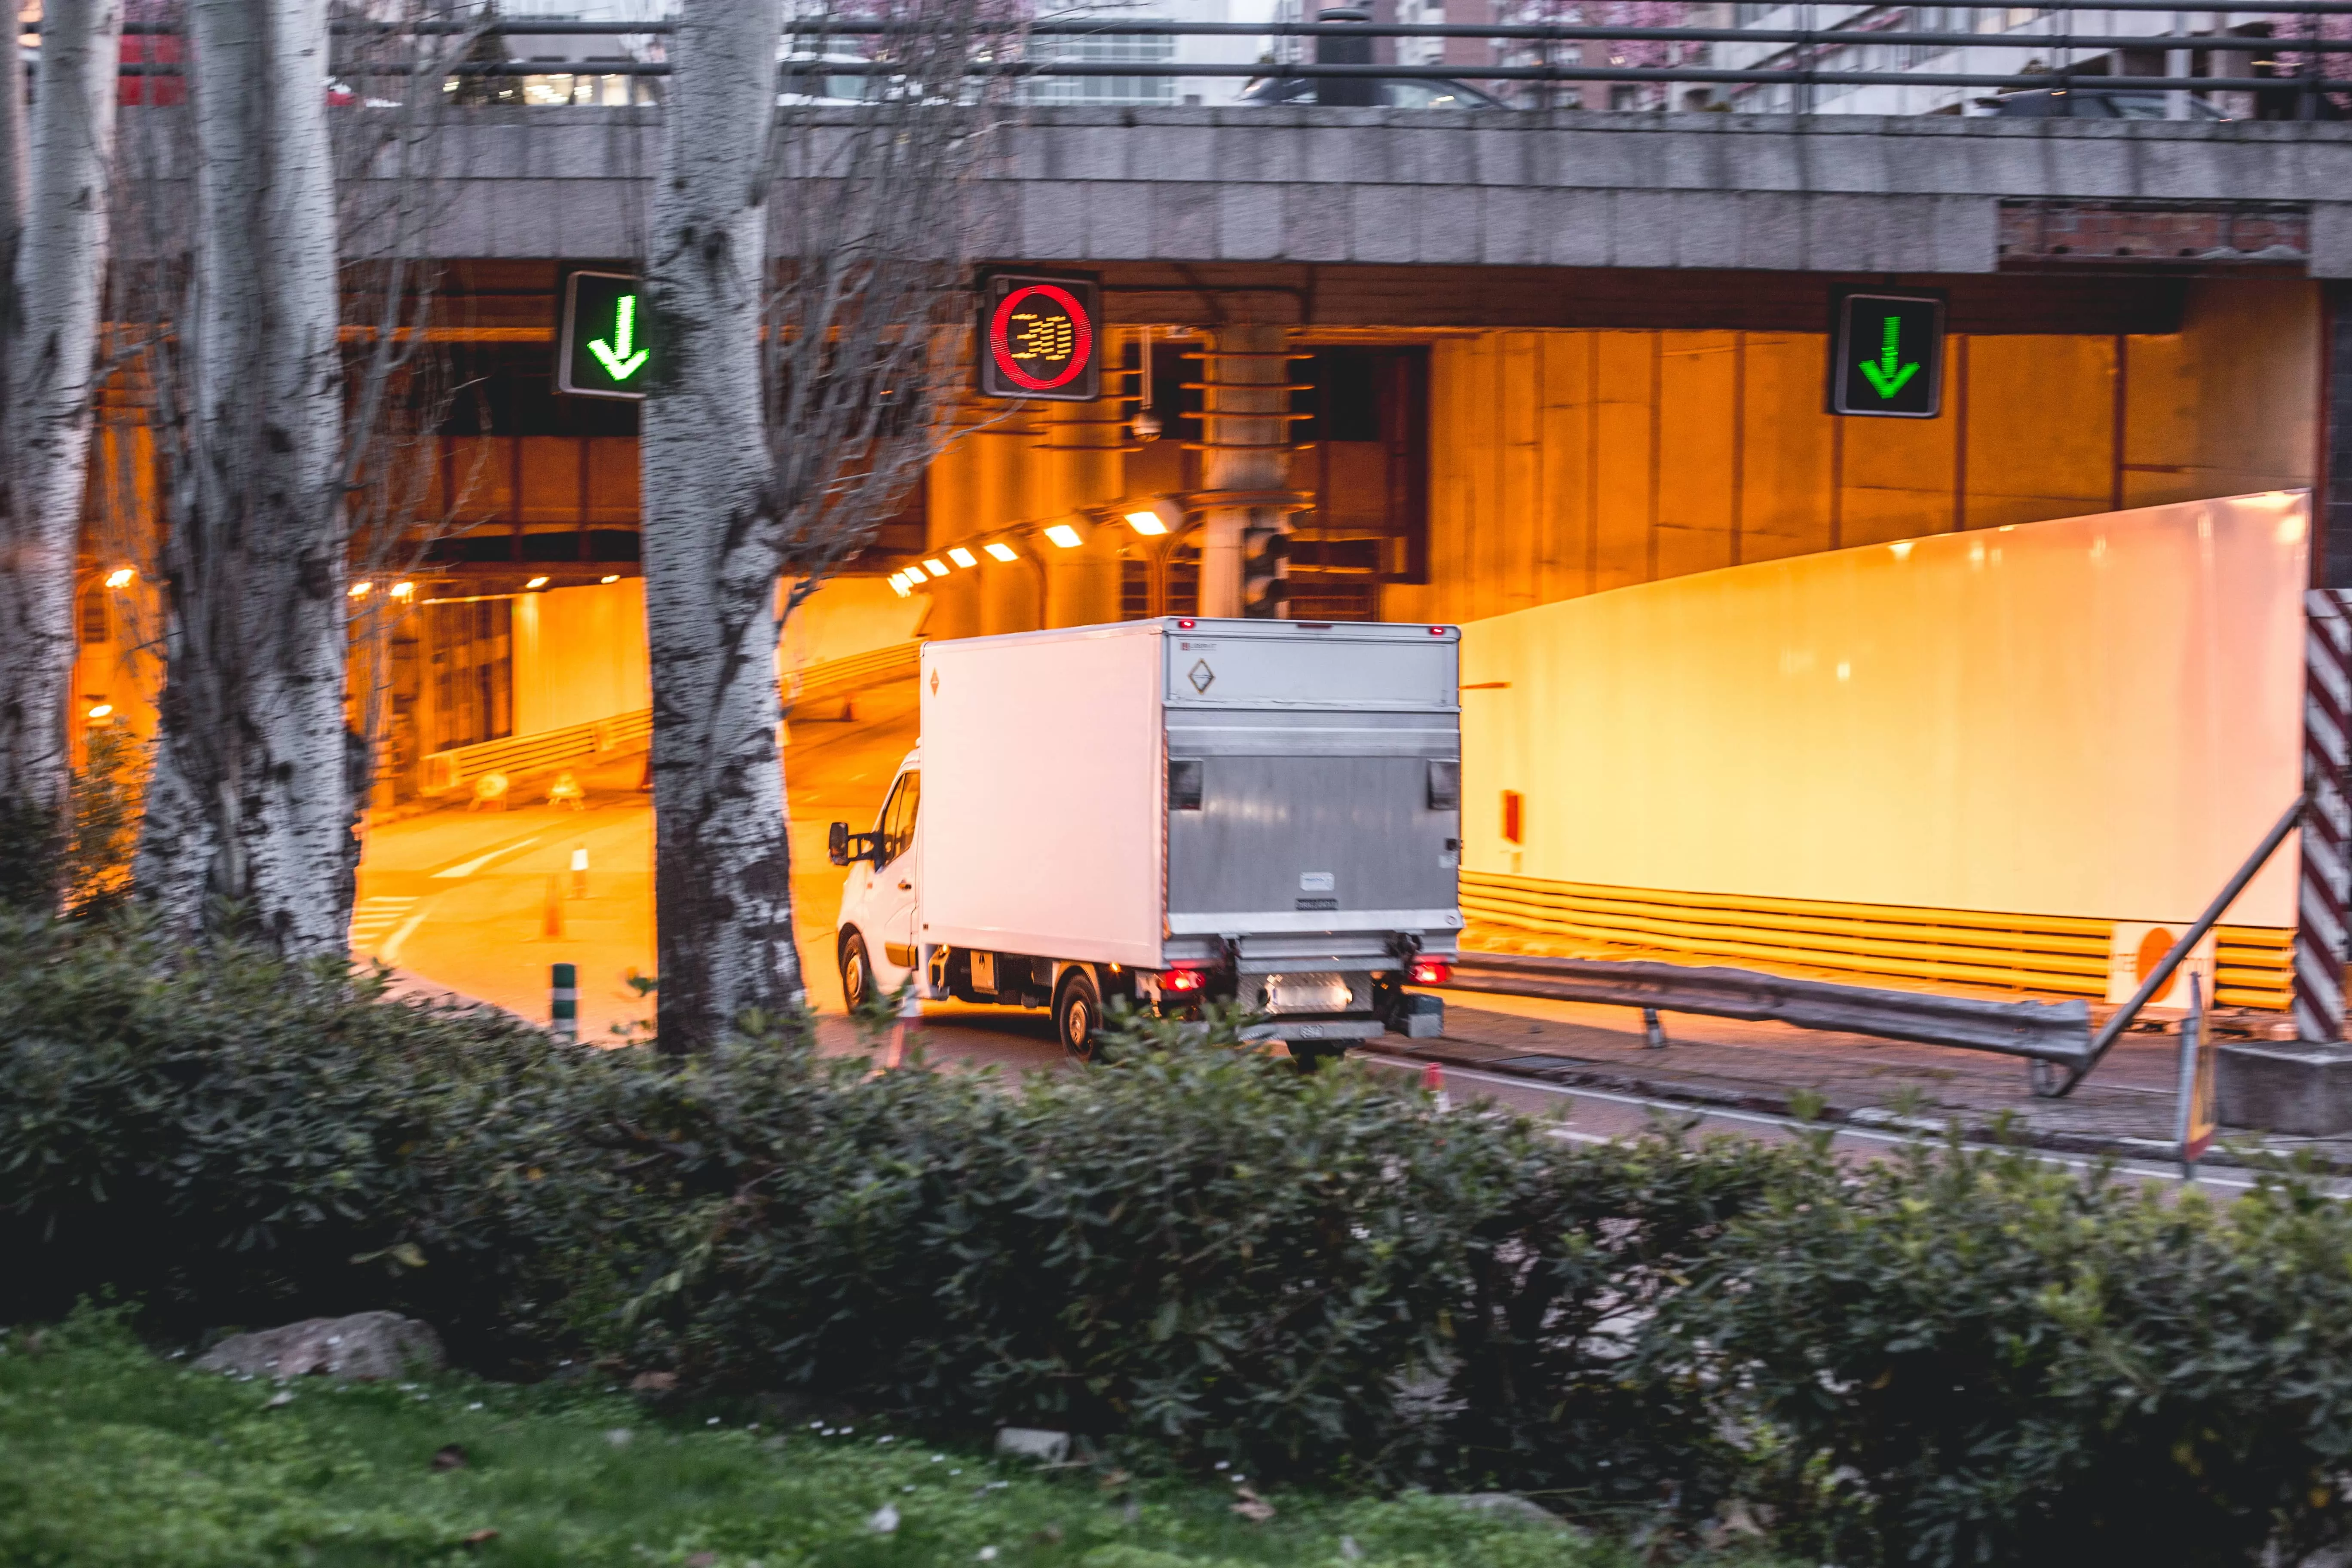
1460,492,2309,930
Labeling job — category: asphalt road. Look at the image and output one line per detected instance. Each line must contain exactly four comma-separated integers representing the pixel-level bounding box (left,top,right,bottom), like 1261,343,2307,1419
356,682,926,1042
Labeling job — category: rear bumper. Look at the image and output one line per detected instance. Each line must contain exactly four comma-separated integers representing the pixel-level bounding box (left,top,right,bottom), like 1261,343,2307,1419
1238,1016,1390,1044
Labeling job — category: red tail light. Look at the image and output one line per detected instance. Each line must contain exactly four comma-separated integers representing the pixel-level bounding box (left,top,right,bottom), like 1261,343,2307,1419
1162,968,1207,993
1409,958,1452,986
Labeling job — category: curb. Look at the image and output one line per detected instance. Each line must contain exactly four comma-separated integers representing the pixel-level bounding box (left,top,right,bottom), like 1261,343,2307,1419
1374,1039,2352,1176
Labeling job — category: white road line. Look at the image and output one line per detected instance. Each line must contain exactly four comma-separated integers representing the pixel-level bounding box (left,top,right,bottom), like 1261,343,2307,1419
432,836,543,879
349,896,419,942
1356,1053,2282,1194
377,909,430,966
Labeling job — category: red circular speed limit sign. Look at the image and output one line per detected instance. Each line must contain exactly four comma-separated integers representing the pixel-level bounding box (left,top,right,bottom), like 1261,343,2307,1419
988,283,1094,393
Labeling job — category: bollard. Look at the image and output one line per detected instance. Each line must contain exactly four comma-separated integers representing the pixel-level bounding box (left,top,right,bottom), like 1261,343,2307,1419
570,845,589,899
551,962,578,1042
542,874,564,938
1643,1007,1668,1050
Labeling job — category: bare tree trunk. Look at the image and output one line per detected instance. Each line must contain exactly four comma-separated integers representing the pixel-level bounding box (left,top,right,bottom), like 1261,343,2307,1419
136,0,354,951
643,0,792,1049
0,0,123,906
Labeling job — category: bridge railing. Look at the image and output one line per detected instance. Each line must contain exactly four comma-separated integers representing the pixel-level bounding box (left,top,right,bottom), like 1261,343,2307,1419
87,7,2352,116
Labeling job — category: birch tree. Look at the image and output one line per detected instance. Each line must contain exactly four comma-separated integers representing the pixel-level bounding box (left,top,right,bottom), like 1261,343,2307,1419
132,0,350,949
105,0,483,950
644,0,1015,1050
0,0,125,907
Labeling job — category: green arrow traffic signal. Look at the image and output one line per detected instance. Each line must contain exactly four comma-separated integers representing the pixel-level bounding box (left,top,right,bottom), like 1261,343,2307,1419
587,293,649,382
1856,312,1919,401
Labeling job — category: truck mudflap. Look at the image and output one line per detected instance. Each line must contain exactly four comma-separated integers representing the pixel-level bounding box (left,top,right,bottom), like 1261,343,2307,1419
1237,1017,1391,1044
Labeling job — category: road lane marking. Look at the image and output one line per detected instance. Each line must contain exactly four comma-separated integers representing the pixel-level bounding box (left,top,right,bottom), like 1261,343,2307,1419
378,909,430,965
432,836,543,879
350,896,419,945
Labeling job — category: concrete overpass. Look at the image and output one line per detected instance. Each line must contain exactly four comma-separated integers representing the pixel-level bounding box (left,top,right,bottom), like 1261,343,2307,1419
416,105,2352,284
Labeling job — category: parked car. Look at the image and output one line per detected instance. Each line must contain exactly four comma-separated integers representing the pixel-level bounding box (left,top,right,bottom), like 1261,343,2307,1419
1975,87,2230,118
1234,73,1504,109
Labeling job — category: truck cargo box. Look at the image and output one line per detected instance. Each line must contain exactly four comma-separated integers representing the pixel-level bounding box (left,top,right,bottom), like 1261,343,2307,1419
918,619,1462,971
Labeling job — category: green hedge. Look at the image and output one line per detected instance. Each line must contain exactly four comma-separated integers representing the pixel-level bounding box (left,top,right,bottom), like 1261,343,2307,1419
9,916,2352,1565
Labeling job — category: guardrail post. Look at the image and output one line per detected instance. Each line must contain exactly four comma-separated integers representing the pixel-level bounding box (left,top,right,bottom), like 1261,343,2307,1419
1642,1006,1667,1049
551,962,578,1042
2174,971,2215,1180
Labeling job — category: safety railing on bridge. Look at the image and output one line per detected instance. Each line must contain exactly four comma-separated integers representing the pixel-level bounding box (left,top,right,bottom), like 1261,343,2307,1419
420,710,653,796
89,7,2352,119
784,639,924,710
419,640,924,796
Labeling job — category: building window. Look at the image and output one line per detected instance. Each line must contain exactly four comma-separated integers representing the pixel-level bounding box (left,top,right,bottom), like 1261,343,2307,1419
1032,27,1178,105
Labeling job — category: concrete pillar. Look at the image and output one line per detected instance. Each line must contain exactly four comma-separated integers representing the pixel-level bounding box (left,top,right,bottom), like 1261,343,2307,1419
1197,324,1298,619
1037,368,1127,628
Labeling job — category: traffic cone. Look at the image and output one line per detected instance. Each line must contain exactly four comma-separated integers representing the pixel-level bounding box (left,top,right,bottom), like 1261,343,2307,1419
1422,1061,1450,1113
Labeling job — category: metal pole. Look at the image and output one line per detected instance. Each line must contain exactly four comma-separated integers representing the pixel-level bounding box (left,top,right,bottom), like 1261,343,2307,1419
2048,793,2305,1096
2174,969,2206,1181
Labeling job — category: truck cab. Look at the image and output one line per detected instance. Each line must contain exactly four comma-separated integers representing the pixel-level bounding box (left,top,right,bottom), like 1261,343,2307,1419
831,747,924,1009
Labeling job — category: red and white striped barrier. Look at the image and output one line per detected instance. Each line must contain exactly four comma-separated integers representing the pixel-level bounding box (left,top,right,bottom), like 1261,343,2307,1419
2296,589,2352,1041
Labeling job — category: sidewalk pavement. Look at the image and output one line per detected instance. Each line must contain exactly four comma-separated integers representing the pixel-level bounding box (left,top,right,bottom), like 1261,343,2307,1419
1402,987,2352,1172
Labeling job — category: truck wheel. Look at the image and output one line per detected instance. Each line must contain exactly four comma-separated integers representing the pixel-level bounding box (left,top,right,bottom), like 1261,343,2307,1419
839,931,876,1013
1054,969,1102,1062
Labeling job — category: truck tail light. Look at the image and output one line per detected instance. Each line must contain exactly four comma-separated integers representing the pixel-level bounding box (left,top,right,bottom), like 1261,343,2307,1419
1409,958,1452,986
1162,968,1207,993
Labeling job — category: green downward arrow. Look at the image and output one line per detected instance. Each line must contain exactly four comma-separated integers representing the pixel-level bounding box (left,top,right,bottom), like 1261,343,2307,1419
1857,312,1919,399
588,294,650,381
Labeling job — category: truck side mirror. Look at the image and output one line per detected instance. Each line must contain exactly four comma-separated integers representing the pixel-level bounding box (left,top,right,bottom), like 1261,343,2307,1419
829,822,881,866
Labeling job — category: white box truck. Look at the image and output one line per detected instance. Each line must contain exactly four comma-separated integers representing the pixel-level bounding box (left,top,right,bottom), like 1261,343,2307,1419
827,616,1463,1059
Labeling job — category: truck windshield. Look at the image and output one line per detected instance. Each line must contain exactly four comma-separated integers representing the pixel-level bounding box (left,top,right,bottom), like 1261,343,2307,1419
876,770,921,865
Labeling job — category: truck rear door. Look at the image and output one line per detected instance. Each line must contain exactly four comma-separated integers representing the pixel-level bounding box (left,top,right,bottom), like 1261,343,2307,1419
1161,624,1461,940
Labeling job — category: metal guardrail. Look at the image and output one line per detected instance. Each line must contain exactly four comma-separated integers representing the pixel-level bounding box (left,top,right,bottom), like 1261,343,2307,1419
1450,793,2308,1083
1446,950,2095,1063
85,8,2352,104
784,638,923,708
421,708,652,794
419,639,925,792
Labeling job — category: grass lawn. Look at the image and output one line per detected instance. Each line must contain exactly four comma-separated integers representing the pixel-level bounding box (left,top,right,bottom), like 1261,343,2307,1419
0,1318,1785,1568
